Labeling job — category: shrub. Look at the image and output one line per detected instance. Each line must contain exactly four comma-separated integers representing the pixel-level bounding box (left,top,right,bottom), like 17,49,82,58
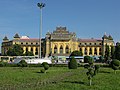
17,60,28,67
110,59,120,74
42,62,48,67
41,62,49,73
0,61,7,67
68,56,78,69
84,63,95,86
99,56,104,63
41,69,45,73
70,50,83,56
84,64,90,69
84,56,89,63
84,57,99,86
88,58,94,65
37,63,42,67
44,64,49,70
94,65,100,75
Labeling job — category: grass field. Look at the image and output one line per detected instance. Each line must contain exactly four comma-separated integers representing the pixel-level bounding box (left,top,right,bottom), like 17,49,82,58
0,67,120,90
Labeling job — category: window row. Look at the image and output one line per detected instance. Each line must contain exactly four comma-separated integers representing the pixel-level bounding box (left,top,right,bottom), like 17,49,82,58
23,47,43,55
79,43,102,46
80,48,102,55
21,42,39,45
54,45,69,54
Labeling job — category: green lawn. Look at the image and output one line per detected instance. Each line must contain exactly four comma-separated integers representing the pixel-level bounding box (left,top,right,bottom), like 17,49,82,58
0,67,120,90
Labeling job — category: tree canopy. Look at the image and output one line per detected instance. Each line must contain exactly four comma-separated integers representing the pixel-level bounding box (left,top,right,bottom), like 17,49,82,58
84,56,94,63
68,56,78,69
7,44,24,56
114,43,120,60
111,46,115,59
110,59,120,74
24,51,34,56
70,50,83,56
104,44,110,61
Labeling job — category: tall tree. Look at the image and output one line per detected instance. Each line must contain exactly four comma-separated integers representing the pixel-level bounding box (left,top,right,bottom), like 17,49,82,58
84,56,99,86
68,56,78,69
24,51,34,56
115,43,120,60
104,44,110,61
111,59,120,74
70,50,83,56
7,44,23,56
111,46,115,59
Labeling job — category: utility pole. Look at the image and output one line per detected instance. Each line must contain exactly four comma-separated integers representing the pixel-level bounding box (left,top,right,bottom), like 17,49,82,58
37,2,45,58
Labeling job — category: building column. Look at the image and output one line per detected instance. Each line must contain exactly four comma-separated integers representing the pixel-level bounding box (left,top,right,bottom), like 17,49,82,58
23,47,26,54
33,46,36,55
58,44,60,54
97,47,100,56
52,44,54,54
87,47,90,56
28,46,31,52
82,47,85,56
46,41,50,57
92,47,94,56
63,44,65,54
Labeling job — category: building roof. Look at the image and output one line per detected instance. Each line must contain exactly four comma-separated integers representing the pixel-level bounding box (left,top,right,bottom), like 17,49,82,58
3,36,9,41
78,38,102,42
12,38,45,42
49,26,76,40
14,33,20,38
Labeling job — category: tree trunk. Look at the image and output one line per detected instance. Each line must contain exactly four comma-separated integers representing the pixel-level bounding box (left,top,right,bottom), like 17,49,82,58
114,70,116,74
89,79,92,86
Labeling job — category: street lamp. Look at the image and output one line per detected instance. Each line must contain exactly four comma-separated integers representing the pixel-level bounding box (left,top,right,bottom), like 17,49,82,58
37,2,45,58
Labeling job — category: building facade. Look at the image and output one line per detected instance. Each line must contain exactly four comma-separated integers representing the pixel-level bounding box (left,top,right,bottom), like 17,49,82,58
1,34,46,57
1,27,114,57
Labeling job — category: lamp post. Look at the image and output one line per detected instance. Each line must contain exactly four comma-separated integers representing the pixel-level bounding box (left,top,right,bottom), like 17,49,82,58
37,2,45,58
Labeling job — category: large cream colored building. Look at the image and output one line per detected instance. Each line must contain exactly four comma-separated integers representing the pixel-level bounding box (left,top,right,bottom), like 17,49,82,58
1,27,114,57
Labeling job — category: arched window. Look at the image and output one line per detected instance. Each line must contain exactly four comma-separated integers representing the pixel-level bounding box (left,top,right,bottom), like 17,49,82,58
84,48,87,55
89,48,92,55
26,47,28,52
99,48,102,55
54,45,57,54
80,48,82,52
66,45,69,54
31,47,33,52
94,48,97,55
35,48,38,52
35,47,38,55
60,45,63,54
41,47,43,56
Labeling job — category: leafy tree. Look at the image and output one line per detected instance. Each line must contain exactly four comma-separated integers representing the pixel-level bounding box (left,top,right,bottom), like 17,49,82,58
42,62,48,67
94,65,100,75
68,56,78,69
84,56,99,86
84,56,93,63
41,69,45,73
99,56,104,63
114,43,120,60
0,61,8,67
110,59,120,74
51,56,58,64
7,44,23,56
41,62,49,73
24,51,34,56
7,48,14,56
70,50,83,56
111,46,115,59
44,65,49,71
17,60,28,67
104,44,110,62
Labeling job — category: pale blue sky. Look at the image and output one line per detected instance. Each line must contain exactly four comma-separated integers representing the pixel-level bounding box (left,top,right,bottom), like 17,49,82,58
0,0,120,47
